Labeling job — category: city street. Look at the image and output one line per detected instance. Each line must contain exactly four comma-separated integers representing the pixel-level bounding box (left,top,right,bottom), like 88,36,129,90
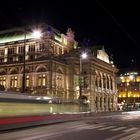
0,112,140,140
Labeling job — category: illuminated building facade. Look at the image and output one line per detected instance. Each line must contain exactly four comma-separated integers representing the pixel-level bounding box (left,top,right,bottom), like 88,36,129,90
117,70,140,110
0,25,118,112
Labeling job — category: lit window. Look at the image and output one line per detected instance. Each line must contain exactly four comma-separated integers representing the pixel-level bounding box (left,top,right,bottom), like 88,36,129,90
37,74,46,86
26,75,30,87
38,76,42,86
42,78,45,86
11,76,17,88
0,77,6,87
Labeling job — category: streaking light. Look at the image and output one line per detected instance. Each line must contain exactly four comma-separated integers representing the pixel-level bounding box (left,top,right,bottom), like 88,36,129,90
43,97,52,100
0,30,41,44
36,97,41,100
0,34,32,44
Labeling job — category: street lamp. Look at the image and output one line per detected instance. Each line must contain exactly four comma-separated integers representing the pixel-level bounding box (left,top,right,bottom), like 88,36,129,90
79,52,87,111
22,30,42,93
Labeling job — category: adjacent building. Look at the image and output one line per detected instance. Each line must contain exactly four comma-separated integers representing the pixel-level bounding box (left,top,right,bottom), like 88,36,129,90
117,69,140,110
0,24,118,112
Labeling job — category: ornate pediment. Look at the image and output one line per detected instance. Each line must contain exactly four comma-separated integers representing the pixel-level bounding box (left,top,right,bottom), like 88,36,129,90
97,47,110,63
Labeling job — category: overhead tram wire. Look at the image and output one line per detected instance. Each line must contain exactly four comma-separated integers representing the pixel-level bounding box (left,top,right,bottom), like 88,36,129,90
96,0,140,49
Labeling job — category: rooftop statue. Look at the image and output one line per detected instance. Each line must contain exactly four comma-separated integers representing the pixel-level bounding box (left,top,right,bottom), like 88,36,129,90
66,28,74,39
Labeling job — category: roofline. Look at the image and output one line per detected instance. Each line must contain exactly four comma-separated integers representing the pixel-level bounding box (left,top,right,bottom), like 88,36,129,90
0,27,24,35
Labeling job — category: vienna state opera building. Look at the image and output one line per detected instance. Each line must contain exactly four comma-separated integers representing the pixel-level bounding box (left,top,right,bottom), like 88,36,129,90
0,24,118,112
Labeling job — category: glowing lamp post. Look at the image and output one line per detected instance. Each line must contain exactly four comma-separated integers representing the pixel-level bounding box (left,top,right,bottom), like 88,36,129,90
32,30,42,39
22,30,42,93
79,52,87,111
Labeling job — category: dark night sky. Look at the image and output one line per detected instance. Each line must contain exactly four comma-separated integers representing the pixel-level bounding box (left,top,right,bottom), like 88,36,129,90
0,0,140,70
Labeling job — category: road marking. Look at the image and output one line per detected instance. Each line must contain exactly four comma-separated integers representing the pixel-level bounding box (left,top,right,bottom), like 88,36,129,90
124,127,137,132
118,134,139,140
86,125,105,129
111,126,126,131
77,125,105,130
105,133,138,140
98,126,115,130
68,124,89,129
128,135,140,140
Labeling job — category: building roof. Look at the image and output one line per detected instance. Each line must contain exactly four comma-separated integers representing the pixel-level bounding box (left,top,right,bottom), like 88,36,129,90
0,24,61,45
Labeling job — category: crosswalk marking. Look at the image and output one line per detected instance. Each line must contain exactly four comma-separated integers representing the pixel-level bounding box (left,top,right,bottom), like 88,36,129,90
111,126,126,131
124,127,137,132
68,124,90,129
98,126,116,130
105,133,137,140
69,123,139,134
78,125,105,130
86,125,105,129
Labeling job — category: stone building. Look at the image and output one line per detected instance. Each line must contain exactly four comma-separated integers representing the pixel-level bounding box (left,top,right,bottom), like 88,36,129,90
0,24,118,112
117,69,140,110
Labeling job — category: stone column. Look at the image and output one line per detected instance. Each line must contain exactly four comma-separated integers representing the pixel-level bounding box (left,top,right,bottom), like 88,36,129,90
101,96,104,112
32,73,37,88
97,96,101,112
5,75,8,91
17,74,22,90
113,95,118,111
90,72,96,112
105,75,107,90
4,47,8,62
101,74,103,91
106,96,109,111
16,47,19,61
25,45,29,60
35,42,39,59
90,94,96,112
109,76,111,91
6,75,11,90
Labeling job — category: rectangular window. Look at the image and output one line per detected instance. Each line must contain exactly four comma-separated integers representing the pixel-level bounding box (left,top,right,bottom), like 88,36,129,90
38,75,42,86
42,74,46,86
0,77,6,87
26,75,30,87
8,47,16,55
39,43,45,51
29,44,35,52
0,51,4,57
11,76,17,88
37,74,46,86
19,45,24,54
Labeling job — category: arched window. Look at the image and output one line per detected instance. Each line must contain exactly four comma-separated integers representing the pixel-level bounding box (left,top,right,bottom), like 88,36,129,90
103,75,106,88
107,76,110,89
95,75,98,87
110,77,113,90
100,97,102,108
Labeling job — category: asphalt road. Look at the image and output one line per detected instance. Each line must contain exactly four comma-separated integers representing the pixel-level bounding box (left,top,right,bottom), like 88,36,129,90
0,112,140,140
